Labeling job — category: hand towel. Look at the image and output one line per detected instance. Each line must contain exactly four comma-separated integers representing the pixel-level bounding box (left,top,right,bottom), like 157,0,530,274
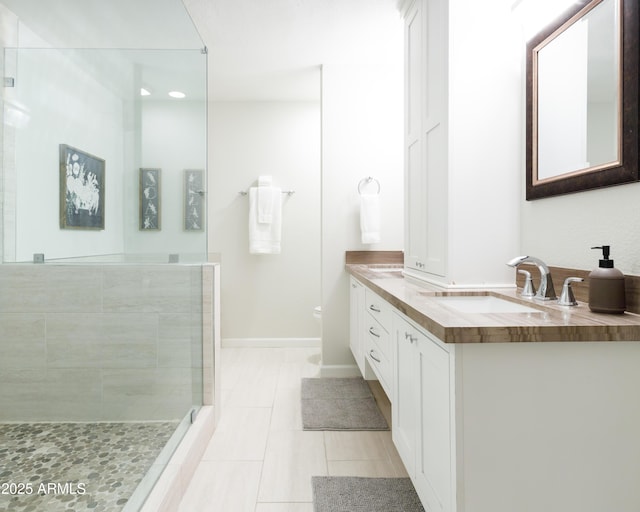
360,193,381,244
249,186,282,254
257,175,276,224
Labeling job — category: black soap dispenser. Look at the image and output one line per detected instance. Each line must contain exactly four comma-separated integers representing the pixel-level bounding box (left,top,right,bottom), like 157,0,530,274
588,246,626,314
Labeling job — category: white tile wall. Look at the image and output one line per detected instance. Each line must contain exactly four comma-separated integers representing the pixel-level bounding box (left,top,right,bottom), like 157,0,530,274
0,262,213,422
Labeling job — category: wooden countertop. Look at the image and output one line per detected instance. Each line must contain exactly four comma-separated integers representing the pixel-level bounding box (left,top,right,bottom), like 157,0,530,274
346,264,640,343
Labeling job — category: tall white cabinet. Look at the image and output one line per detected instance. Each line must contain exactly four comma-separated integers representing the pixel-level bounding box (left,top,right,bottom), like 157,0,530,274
401,0,521,288
403,0,447,281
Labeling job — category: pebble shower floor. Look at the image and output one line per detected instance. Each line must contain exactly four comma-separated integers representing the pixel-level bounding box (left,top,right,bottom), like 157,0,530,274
0,421,178,511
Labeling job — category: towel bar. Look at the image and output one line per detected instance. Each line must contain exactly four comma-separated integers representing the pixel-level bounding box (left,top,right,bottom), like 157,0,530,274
239,190,295,196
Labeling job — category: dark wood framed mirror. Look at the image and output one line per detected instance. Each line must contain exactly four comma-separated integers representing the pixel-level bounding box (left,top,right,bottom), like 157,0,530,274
526,0,639,200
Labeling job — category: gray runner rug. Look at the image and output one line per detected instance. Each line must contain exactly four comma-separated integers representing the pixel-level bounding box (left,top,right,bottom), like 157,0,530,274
301,377,389,431
312,476,425,512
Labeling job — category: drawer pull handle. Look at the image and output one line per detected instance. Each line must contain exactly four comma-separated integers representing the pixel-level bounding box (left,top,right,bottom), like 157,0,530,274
369,350,381,363
369,305,381,313
369,327,380,338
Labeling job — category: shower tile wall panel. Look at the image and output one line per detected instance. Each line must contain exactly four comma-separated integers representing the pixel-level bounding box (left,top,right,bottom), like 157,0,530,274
0,264,206,422
102,266,195,313
0,314,46,368
0,265,103,312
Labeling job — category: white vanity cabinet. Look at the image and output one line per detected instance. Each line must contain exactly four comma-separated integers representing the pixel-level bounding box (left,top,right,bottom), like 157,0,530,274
403,0,447,280
393,312,453,512
349,277,366,375
350,273,640,512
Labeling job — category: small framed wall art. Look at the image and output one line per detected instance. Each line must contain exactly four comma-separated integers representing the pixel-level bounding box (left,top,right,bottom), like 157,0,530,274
59,144,105,230
139,168,161,230
184,169,204,231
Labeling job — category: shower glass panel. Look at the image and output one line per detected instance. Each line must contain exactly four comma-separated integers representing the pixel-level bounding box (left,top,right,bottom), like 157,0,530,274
0,44,208,511
2,47,207,263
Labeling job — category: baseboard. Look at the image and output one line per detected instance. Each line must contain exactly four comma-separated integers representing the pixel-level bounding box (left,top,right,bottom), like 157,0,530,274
319,363,362,378
221,337,321,348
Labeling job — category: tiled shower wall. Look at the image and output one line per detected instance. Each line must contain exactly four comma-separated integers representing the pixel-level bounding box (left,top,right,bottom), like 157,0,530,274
0,263,208,422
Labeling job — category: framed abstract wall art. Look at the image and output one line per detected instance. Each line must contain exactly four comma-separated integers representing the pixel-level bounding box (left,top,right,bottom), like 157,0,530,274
59,144,105,230
139,168,161,230
184,169,204,231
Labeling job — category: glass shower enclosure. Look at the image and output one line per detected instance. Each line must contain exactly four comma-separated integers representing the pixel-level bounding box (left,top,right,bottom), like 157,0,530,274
0,0,209,510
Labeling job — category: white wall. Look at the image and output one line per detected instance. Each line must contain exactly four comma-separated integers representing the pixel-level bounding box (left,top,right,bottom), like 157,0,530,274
209,101,322,341
125,99,207,256
321,13,405,371
446,0,522,288
521,183,640,275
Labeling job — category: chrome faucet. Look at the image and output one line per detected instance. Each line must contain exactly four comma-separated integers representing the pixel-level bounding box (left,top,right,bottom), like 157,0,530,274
557,277,584,306
506,255,557,301
517,269,536,297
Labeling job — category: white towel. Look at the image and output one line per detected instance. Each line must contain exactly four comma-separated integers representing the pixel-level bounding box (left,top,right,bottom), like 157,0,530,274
249,186,282,254
257,176,277,224
360,193,381,244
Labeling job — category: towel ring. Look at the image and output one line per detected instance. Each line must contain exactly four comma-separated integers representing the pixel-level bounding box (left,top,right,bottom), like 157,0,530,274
357,177,380,195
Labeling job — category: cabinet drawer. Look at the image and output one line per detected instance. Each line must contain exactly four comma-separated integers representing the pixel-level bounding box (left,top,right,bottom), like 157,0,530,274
365,288,392,332
366,335,391,396
366,319,390,361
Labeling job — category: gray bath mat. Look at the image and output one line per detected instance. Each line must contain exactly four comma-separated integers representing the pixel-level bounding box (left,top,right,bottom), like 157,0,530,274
301,377,389,431
312,476,424,512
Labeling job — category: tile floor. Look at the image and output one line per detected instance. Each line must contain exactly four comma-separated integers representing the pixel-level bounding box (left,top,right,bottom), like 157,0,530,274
178,346,408,511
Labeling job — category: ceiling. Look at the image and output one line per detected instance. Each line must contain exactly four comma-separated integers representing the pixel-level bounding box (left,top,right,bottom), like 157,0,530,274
0,0,203,48
0,0,402,101
182,0,401,100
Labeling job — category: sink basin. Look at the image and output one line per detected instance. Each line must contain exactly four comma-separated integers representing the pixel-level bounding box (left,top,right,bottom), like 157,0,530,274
433,295,541,314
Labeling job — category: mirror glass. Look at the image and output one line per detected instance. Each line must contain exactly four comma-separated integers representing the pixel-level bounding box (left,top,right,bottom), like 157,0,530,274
526,0,639,200
536,0,620,181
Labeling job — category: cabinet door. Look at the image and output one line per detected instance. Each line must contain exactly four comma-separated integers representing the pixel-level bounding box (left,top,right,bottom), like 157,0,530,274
392,313,417,476
422,0,447,277
349,277,365,376
415,332,451,512
404,0,448,279
404,0,428,273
